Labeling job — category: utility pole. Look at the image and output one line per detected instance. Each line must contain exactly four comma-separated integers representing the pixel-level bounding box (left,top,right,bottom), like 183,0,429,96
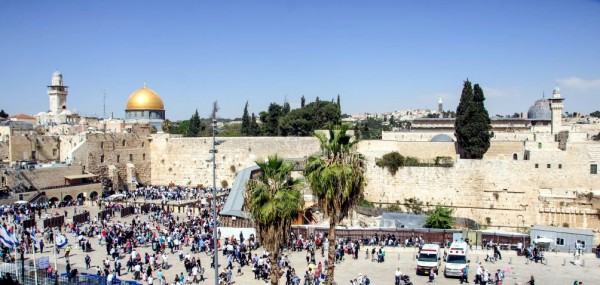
210,101,219,285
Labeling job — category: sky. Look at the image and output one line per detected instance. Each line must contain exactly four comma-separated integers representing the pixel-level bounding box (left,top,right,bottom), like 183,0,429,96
1,0,599,120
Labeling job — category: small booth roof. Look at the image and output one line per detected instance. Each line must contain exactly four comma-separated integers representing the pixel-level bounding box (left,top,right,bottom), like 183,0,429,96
64,174,98,180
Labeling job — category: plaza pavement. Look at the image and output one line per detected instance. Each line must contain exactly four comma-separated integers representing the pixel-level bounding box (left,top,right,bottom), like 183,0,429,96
20,204,600,285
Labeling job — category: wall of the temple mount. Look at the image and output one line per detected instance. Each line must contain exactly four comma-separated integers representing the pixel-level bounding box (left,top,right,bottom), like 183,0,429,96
150,136,322,187
74,133,152,190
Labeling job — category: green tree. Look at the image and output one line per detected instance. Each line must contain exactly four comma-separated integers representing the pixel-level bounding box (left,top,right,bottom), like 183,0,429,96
246,155,304,285
425,205,454,229
250,113,260,136
590,111,600,118
304,124,365,283
404,197,424,214
259,103,284,136
161,119,171,133
376,151,404,175
455,81,492,159
592,132,600,141
301,95,306,108
0,110,8,119
186,109,202,137
241,101,251,136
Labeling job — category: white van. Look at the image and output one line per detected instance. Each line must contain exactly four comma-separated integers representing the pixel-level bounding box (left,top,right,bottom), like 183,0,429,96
416,243,441,275
444,241,469,277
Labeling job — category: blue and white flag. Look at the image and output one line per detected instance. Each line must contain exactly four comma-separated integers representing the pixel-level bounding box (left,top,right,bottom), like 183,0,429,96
0,227,18,248
55,233,68,248
30,231,37,244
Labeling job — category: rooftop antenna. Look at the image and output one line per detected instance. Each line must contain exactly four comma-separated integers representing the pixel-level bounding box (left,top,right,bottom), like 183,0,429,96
103,89,107,132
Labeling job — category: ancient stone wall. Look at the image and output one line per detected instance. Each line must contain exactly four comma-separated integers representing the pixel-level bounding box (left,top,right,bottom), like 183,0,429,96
356,140,456,163
9,133,60,162
360,141,600,233
0,142,8,162
150,136,321,186
74,133,152,190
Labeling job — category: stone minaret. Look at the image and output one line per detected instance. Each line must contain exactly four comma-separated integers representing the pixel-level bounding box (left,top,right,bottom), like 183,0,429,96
47,71,68,113
549,86,564,135
438,98,443,118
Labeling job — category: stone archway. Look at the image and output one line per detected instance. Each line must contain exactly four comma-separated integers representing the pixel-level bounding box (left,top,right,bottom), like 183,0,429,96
49,197,59,203
63,195,73,202
90,191,98,200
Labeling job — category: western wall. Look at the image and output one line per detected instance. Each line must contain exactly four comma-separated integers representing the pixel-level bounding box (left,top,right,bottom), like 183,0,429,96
147,134,600,235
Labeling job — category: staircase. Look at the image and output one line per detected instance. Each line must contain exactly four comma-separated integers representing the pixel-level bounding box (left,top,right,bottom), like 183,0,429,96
28,191,46,204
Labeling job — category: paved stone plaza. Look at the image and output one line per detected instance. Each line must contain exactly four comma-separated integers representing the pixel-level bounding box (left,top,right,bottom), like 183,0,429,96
21,204,600,285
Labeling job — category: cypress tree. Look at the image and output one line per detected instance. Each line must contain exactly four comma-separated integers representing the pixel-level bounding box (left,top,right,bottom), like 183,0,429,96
454,80,492,159
241,101,250,136
301,95,306,108
187,109,201,137
250,113,260,136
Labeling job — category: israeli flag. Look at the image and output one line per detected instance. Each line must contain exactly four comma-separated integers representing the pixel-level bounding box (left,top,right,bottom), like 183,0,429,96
30,231,37,244
0,227,17,248
55,233,68,248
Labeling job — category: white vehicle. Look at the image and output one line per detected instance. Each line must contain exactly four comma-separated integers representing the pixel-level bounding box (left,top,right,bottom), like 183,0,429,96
444,241,469,277
416,243,441,276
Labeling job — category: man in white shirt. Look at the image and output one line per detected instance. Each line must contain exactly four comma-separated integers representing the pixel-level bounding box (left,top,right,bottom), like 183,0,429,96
395,268,403,284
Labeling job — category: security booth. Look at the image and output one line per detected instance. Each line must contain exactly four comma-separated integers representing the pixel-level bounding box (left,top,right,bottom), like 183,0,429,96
530,225,594,253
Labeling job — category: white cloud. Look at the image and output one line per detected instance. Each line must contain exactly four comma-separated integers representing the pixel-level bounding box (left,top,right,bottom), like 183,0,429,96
557,77,600,91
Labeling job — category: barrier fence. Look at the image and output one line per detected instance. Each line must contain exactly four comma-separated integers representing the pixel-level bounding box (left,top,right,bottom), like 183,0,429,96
42,216,64,229
23,218,36,229
97,209,114,221
0,262,143,285
120,206,135,218
72,211,90,225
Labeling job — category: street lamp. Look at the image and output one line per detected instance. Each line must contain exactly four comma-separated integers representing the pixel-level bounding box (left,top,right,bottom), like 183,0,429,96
210,101,220,285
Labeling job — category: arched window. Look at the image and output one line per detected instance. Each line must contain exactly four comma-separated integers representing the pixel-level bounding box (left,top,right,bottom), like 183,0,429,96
513,153,518,160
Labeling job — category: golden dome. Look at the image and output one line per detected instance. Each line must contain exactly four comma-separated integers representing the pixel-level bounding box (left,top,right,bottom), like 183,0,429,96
125,86,165,111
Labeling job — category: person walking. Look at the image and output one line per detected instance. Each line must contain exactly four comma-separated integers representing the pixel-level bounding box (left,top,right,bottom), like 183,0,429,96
460,265,469,284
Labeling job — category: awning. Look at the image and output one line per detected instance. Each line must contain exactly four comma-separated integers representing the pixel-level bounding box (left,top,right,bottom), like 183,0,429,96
64,174,98,180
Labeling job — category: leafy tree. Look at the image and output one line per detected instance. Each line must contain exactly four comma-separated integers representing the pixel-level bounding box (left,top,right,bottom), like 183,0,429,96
0,110,8,119
304,124,365,283
590,111,600,118
354,117,389,139
454,81,492,159
249,113,260,136
592,132,600,141
161,119,171,133
241,101,251,136
170,120,189,135
259,103,285,136
300,95,306,108
336,94,340,109
186,109,202,137
246,155,303,285
425,205,454,229
282,101,291,114
404,197,424,214
376,151,404,175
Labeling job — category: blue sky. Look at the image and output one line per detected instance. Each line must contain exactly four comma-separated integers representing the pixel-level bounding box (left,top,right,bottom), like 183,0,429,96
1,0,599,120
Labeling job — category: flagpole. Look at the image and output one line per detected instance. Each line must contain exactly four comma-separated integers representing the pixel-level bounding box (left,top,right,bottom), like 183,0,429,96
32,233,38,285
53,228,58,275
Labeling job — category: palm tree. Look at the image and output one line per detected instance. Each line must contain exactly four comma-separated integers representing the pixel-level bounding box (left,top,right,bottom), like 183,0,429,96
246,155,304,285
304,124,365,284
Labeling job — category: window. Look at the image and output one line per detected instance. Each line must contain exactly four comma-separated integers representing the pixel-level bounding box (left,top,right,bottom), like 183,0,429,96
116,155,120,163
129,154,133,161
101,142,104,149
535,164,539,168
559,164,562,169
142,142,145,148
143,153,146,161
547,164,551,169
591,164,598,174
122,140,126,147
513,154,518,160
53,149,57,156
100,155,104,163
556,238,565,246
